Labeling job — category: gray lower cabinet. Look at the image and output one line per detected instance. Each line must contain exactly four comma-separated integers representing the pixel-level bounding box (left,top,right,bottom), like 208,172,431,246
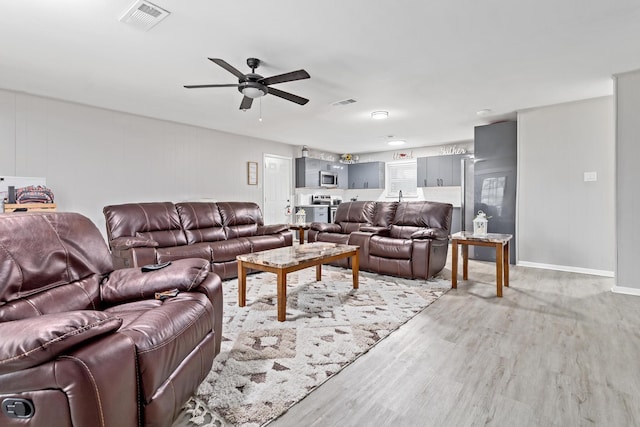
347,161,385,189
417,154,464,187
450,207,461,234
295,205,329,223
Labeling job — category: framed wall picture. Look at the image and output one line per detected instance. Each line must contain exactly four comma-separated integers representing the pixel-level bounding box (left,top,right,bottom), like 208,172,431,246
247,161,258,185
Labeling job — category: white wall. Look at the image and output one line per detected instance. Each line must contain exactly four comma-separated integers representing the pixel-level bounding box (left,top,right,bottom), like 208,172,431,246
613,69,640,294
517,96,615,276
0,89,296,235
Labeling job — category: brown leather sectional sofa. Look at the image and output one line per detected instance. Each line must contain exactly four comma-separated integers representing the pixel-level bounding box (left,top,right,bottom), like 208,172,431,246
103,201,293,279
0,212,223,427
308,200,453,279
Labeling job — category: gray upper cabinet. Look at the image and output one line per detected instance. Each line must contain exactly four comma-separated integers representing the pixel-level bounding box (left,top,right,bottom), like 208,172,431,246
417,154,465,187
333,163,348,189
295,157,348,188
347,161,385,189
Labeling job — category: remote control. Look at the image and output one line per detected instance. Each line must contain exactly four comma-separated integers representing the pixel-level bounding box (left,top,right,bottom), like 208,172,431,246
141,261,172,272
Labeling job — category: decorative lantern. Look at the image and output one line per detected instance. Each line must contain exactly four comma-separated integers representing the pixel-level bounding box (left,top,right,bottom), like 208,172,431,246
295,209,306,225
473,210,489,236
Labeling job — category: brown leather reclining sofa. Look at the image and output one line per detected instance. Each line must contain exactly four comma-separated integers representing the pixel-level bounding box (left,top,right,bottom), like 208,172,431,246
0,212,223,427
103,201,293,279
308,200,453,279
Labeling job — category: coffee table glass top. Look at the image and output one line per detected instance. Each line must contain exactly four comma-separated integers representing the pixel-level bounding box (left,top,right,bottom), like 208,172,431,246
451,231,513,243
237,242,358,268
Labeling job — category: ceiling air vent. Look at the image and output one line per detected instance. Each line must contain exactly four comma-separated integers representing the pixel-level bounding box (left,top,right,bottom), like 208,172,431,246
331,99,357,107
119,1,170,31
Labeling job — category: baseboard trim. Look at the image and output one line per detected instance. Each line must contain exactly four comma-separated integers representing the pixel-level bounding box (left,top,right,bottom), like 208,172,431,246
611,286,640,297
516,261,615,278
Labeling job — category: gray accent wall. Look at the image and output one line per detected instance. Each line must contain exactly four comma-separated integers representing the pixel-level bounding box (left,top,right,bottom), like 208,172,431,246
614,70,640,292
517,96,615,275
0,89,296,236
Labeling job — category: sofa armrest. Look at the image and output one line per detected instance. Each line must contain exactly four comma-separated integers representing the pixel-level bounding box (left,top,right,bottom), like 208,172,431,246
410,228,449,240
310,222,341,233
360,226,389,235
0,311,122,374
110,236,159,250
101,258,210,304
256,224,290,235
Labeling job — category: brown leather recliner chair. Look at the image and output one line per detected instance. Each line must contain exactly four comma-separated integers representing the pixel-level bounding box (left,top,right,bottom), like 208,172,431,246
0,212,223,427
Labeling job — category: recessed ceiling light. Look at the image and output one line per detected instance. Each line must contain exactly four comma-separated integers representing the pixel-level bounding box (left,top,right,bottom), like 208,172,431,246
387,140,405,146
476,109,492,116
371,111,389,120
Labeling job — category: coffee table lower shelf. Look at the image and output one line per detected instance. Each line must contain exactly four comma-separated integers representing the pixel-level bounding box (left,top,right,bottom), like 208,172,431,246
237,243,359,321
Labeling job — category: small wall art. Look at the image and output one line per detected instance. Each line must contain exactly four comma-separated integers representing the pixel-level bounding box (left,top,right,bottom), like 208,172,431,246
247,161,258,185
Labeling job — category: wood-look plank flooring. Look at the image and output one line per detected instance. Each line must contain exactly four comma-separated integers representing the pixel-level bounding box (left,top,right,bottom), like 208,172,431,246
176,253,640,427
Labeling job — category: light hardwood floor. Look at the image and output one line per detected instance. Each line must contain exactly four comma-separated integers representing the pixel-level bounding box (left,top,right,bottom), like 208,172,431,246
178,255,640,426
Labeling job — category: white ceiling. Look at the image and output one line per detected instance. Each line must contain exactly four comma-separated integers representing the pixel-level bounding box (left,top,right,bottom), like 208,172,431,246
2,0,640,154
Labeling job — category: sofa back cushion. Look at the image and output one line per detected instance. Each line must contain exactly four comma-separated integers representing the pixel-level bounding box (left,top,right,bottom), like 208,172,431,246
390,201,453,239
103,202,187,248
334,201,376,233
176,202,227,244
0,212,110,318
372,202,398,227
217,202,262,239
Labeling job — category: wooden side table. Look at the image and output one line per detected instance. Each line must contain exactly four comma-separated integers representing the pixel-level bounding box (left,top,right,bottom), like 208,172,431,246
451,231,513,297
288,223,310,244
3,203,57,213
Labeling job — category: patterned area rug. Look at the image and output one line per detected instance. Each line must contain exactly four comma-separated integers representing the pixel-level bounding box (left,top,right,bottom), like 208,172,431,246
183,265,449,426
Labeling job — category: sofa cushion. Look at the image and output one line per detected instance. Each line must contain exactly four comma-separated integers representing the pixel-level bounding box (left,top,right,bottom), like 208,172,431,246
392,201,452,230
105,292,213,402
0,275,103,321
247,235,286,253
0,212,112,304
209,238,252,262
334,201,376,224
372,202,398,227
369,236,413,259
218,202,263,238
332,201,376,233
176,202,226,244
103,202,187,247
316,233,350,245
156,243,212,264
0,311,122,374
101,258,210,304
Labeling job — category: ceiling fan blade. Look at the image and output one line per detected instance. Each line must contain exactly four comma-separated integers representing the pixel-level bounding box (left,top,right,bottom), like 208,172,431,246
259,70,310,86
239,96,254,110
209,58,245,78
267,87,309,105
184,84,240,89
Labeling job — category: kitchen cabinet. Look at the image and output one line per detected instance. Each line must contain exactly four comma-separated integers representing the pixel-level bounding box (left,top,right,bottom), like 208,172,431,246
295,158,347,189
295,205,329,223
451,207,461,234
347,161,385,189
417,154,465,187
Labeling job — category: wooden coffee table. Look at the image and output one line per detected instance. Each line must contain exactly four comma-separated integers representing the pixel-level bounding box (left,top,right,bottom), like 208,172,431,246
236,242,360,321
451,231,513,297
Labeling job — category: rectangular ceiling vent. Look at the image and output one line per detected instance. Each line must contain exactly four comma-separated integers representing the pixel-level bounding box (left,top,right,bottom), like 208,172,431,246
119,1,170,31
331,99,357,107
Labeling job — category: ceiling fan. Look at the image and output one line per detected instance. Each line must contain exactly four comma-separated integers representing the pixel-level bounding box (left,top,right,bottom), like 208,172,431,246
184,58,310,110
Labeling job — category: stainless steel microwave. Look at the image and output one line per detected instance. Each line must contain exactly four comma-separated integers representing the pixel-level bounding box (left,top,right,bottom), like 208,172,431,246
319,170,338,187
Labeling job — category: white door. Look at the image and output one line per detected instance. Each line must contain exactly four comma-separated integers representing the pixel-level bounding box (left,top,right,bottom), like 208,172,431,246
263,154,292,225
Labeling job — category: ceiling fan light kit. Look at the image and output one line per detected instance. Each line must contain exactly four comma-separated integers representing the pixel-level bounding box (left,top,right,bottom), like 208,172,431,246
184,57,310,110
